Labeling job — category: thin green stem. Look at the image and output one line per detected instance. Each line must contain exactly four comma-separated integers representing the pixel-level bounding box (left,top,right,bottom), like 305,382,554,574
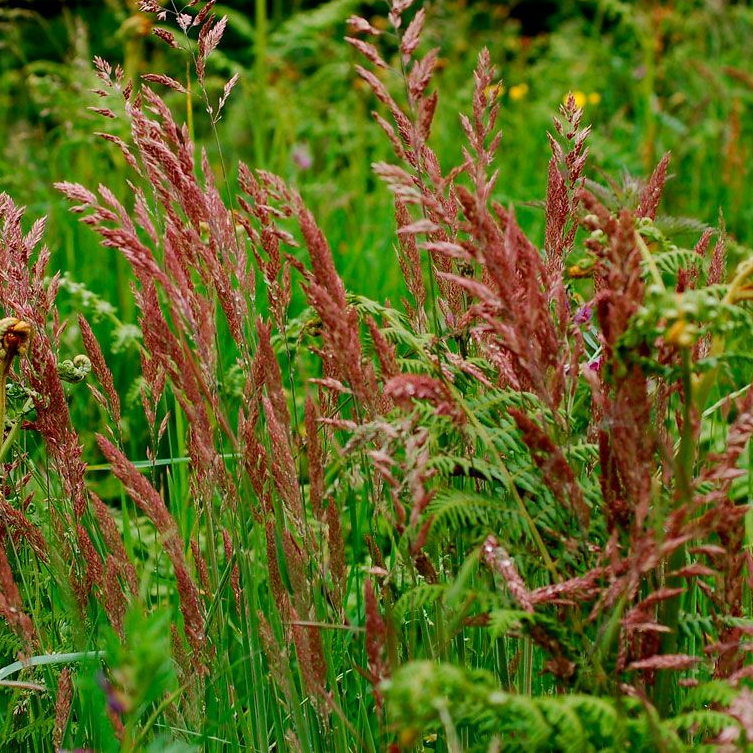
0,395,33,465
656,348,694,716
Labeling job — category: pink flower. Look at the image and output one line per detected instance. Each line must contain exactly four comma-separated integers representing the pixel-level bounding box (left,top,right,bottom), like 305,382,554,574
574,303,592,325
588,355,603,372
292,143,313,171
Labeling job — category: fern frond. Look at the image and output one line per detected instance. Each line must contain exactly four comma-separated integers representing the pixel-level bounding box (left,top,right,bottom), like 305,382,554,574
394,584,448,618
426,489,501,535
487,609,534,638
653,246,703,276
269,0,363,56
666,709,735,736
681,680,738,710
538,697,588,752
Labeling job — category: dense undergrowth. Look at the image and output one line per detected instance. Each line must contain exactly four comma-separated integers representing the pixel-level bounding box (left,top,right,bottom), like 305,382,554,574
1,0,753,751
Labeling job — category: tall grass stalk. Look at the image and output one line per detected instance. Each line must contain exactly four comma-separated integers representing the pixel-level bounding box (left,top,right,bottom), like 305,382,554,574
0,1,751,750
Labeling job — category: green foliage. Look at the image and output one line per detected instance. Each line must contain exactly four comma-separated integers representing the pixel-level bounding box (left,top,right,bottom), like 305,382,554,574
268,0,362,57
0,1,752,751
74,608,178,752
383,660,753,752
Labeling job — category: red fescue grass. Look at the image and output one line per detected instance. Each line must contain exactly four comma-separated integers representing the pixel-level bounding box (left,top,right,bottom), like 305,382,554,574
0,0,750,749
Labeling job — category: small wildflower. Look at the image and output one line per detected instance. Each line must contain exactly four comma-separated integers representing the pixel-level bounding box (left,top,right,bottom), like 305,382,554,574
291,143,313,171
568,263,594,278
564,90,587,109
509,82,528,101
588,92,601,105
665,318,695,348
122,13,152,37
484,82,505,100
96,670,130,715
574,304,593,325
371,15,388,31
588,356,603,372
400,728,421,747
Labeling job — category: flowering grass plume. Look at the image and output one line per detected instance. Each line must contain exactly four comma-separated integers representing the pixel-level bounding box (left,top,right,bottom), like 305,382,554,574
0,1,752,750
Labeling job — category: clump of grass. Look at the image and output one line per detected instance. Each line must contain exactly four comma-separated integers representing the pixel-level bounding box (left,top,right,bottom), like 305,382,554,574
0,1,752,750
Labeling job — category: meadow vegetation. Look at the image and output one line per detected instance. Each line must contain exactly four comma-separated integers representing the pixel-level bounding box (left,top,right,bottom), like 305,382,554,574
1,0,753,750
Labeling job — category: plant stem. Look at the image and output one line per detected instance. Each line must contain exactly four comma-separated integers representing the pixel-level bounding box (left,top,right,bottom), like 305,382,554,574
656,347,694,716
0,395,33,465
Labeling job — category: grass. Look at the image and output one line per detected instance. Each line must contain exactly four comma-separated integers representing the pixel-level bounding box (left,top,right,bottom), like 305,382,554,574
0,0,752,751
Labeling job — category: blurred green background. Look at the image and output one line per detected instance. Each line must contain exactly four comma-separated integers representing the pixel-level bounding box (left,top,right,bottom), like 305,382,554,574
1,0,752,451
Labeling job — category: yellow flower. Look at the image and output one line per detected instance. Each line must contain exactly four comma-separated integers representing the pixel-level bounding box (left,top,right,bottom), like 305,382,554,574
665,319,695,348
567,263,593,279
588,92,601,105
509,83,529,101
564,90,588,109
399,728,420,747
484,82,505,100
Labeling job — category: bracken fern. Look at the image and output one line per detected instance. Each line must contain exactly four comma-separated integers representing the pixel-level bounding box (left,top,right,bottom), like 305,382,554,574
0,1,752,751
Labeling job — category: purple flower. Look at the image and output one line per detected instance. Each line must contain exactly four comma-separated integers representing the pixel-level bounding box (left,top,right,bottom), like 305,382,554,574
97,671,126,715
574,304,592,325
292,143,313,171
588,355,603,372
